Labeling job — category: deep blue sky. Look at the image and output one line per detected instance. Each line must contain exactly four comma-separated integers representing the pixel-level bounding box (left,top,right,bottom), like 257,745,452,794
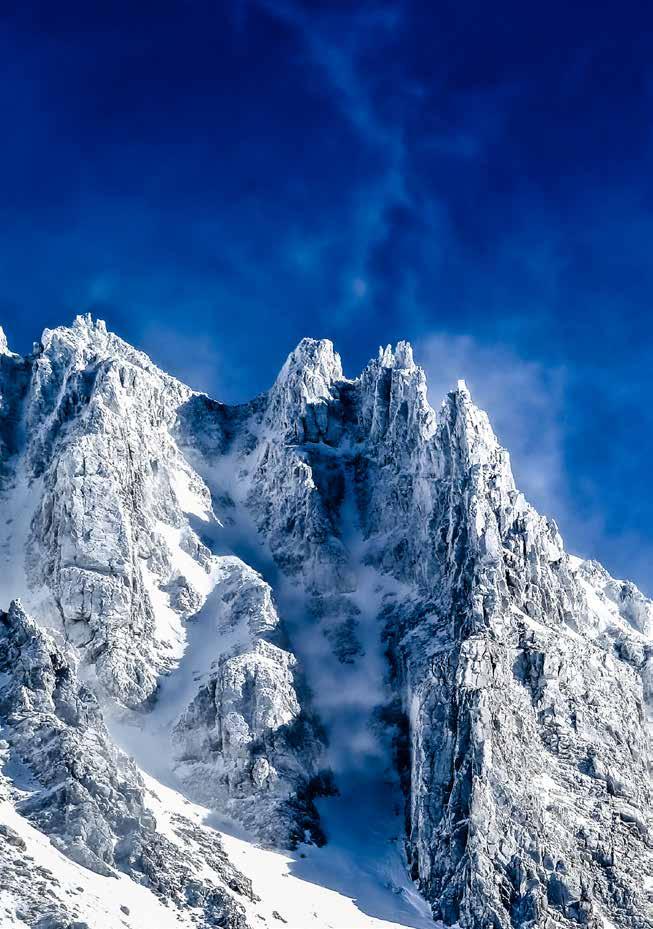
1,1,653,592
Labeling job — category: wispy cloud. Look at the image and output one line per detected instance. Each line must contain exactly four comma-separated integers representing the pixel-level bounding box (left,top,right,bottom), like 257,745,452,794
255,0,412,323
138,322,225,398
415,332,653,596
417,333,568,526
257,1,404,155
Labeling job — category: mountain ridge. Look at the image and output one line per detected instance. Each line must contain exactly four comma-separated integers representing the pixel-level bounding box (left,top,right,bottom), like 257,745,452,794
0,314,650,929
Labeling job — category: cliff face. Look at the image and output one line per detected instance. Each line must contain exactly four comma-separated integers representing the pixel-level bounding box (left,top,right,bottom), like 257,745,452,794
371,383,652,929
0,316,650,929
215,338,652,929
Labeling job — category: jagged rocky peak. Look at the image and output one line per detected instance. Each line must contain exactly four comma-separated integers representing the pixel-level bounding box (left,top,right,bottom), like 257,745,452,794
278,336,343,388
0,316,651,929
35,311,176,394
366,374,652,929
39,311,108,357
437,375,514,478
377,339,415,369
14,313,214,707
75,310,104,328
72,310,108,334
357,339,436,445
0,316,331,846
0,325,12,356
265,337,344,441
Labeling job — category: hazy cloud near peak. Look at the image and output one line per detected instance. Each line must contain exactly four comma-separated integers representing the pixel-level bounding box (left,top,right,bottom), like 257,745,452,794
417,332,568,526
139,323,226,398
416,331,653,596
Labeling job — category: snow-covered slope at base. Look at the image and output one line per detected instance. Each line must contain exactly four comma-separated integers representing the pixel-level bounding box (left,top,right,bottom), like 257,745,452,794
132,768,437,929
106,543,436,929
0,798,195,929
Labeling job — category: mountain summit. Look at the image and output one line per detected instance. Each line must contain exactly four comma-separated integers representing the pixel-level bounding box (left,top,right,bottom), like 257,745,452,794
0,316,650,929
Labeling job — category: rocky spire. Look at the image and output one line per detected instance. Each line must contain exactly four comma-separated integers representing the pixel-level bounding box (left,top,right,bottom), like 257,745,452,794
266,337,344,441
377,339,416,370
360,340,435,444
40,313,109,355
0,325,12,356
274,338,343,399
437,378,513,478
72,312,107,333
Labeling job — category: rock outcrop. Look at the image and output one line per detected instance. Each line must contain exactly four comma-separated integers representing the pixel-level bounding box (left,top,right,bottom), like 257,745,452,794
0,600,252,928
23,314,206,706
172,558,332,848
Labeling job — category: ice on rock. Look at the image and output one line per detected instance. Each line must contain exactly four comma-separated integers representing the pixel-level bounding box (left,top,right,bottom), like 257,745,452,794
394,340,415,369
72,311,107,333
22,316,205,706
266,336,344,442
0,600,252,927
378,343,394,366
204,331,651,926
0,325,11,356
576,558,653,637
0,315,328,861
220,338,652,928
377,340,415,370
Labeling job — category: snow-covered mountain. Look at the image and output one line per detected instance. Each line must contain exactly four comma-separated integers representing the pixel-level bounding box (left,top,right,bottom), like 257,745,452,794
0,313,650,929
